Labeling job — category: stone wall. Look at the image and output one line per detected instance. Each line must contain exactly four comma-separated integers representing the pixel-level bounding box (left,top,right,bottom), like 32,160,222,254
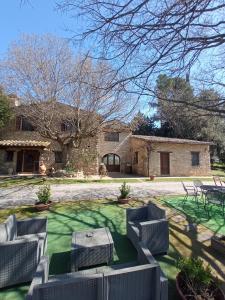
98,130,132,173
68,137,99,175
130,138,211,176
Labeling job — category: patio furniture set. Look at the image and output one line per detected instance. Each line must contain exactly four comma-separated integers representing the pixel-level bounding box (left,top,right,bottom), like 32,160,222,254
0,202,169,300
182,176,225,216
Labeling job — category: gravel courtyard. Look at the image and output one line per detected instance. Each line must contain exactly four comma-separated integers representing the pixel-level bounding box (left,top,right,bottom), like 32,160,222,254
0,180,211,208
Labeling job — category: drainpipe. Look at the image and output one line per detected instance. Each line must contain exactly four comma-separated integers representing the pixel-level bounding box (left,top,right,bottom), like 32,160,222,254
146,144,152,177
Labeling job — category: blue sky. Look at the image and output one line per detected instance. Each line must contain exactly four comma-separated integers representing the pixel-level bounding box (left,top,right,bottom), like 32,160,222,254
0,1,151,114
0,1,74,56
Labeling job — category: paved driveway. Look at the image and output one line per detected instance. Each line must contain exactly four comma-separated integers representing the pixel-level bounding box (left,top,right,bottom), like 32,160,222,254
0,181,212,208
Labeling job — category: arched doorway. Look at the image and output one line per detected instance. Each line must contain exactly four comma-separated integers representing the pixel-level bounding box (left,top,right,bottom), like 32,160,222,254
102,153,120,172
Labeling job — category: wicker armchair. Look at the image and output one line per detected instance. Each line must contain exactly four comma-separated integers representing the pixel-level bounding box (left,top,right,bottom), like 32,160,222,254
126,203,169,255
26,241,168,300
26,256,104,300
0,214,47,288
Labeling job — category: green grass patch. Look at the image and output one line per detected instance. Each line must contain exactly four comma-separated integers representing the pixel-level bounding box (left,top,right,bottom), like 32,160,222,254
0,199,180,300
0,176,213,188
211,162,225,177
162,195,225,235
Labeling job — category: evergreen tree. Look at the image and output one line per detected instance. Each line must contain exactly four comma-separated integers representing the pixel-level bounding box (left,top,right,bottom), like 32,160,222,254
0,89,12,129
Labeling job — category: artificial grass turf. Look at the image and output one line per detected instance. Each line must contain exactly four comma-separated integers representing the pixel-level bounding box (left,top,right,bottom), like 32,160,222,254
163,195,225,235
0,199,180,300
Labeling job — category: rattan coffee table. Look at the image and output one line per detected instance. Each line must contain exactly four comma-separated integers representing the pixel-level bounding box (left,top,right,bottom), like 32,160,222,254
71,227,114,271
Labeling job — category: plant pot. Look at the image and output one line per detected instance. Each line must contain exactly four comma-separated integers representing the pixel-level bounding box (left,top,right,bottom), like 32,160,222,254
149,175,155,181
176,272,225,300
39,162,47,175
118,197,130,204
35,201,52,211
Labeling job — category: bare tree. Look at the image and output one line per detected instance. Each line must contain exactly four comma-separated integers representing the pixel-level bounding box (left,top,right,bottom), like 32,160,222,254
0,34,134,156
57,0,225,115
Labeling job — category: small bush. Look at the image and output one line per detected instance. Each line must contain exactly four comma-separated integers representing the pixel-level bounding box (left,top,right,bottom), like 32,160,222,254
119,182,131,199
36,185,51,204
63,165,77,173
176,257,220,299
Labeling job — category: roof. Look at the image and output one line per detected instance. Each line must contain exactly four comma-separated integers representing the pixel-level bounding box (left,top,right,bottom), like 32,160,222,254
102,120,131,132
130,135,212,145
0,140,50,148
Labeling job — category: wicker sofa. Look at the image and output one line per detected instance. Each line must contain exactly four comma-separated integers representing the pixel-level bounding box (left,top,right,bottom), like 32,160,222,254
126,202,169,255
26,242,167,300
0,214,47,288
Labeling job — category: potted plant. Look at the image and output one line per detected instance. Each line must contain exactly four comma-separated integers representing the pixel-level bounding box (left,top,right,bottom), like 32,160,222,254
118,182,131,204
176,257,225,300
35,185,52,211
149,175,155,181
211,234,225,255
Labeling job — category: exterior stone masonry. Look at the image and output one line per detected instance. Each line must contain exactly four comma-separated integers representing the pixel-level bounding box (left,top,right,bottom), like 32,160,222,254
130,137,211,177
98,130,132,173
0,102,212,176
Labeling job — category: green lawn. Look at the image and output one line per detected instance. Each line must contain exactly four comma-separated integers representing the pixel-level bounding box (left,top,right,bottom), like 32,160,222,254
163,195,225,235
0,176,213,188
211,162,225,177
0,199,179,300
1,196,225,300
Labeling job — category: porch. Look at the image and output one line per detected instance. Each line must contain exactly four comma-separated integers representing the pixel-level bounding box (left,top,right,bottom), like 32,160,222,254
0,140,50,174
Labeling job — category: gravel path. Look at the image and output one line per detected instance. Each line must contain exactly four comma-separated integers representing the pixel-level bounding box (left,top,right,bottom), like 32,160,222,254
0,181,212,208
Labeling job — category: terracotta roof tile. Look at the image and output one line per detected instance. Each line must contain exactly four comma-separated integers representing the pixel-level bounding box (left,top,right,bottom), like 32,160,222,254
131,135,212,145
0,140,50,147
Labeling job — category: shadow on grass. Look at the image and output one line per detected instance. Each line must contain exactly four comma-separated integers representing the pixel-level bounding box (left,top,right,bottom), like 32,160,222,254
50,251,71,274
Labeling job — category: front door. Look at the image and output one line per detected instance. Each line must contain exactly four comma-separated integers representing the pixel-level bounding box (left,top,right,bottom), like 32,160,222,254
16,150,40,173
160,152,170,176
103,153,120,172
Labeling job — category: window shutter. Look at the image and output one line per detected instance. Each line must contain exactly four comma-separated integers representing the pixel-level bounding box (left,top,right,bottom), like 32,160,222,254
16,116,21,130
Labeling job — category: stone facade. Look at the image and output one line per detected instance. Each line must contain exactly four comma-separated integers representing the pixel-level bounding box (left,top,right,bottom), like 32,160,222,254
130,136,211,177
0,103,212,176
0,113,98,175
98,130,132,173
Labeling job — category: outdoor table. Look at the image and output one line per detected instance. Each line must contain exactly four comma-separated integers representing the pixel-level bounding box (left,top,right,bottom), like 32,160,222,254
200,185,225,192
71,227,114,271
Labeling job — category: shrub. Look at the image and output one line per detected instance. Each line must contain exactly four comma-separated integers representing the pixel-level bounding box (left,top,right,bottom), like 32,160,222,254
36,185,51,204
176,257,220,299
119,182,131,199
63,165,76,173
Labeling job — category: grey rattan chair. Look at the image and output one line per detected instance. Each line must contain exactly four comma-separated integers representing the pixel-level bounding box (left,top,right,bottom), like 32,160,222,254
26,241,168,300
0,214,47,288
126,203,169,255
205,190,225,217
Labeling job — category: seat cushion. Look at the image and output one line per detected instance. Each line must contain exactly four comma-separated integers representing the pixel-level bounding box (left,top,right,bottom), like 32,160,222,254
147,203,165,220
0,223,8,242
17,232,47,260
5,215,17,241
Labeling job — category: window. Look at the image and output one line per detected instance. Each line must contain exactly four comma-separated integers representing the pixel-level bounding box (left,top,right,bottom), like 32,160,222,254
61,122,72,132
134,152,138,164
16,116,34,131
104,132,119,142
191,152,200,166
102,154,120,172
5,151,14,162
61,120,81,132
54,151,63,163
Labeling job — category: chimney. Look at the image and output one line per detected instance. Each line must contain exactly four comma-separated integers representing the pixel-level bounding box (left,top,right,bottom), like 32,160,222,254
8,94,20,107
185,72,190,83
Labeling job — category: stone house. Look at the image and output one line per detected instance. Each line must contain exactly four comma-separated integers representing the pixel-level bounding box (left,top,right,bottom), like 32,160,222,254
130,136,211,177
0,101,212,176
